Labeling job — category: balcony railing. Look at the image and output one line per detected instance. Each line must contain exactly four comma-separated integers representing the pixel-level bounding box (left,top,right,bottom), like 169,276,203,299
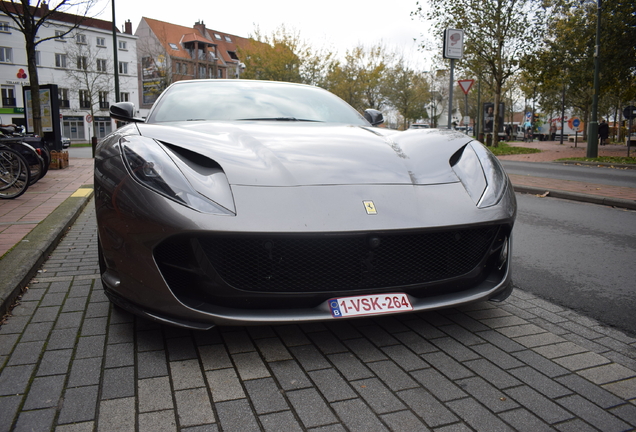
59,99,70,108
2,97,16,107
99,101,109,109
79,101,90,109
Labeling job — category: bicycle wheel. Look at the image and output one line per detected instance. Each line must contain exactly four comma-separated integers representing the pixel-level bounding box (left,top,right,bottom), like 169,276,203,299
0,147,30,199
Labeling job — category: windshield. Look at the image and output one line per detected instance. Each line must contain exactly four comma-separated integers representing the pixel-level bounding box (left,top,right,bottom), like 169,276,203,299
147,80,368,125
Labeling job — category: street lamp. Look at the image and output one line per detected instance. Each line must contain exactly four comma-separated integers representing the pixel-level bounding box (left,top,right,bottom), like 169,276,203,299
587,0,601,158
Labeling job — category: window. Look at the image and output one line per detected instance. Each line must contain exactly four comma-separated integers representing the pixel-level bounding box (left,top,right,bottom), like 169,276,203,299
96,37,106,47
96,58,107,72
169,43,179,50
63,118,85,140
79,90,90,109
77,56,87,70
0,47,12,63
99,91,109,109
224,36,232,42
199,65,206,79
227,51,238,60
0,21,10,32
2,86,16,107
118,41,127,50
95,119,112,138
55,30,65,41
35,50,41,66
55,53,67,68
59,88,70,108
120,92,129,102
118,61,128,74
76,33,87,44
214,34,221,40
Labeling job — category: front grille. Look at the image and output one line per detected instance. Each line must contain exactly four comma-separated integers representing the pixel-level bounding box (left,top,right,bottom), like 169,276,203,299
156,227,499,294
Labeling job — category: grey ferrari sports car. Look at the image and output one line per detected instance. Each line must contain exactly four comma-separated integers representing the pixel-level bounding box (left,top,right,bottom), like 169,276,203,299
95,80,516,330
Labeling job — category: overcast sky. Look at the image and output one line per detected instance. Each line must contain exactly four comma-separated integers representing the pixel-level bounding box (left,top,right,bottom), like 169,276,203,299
93,0,434,69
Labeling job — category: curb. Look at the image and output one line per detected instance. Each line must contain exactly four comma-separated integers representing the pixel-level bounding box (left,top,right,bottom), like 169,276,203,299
513,184,636,210
0,185,94,318
555,160,636,170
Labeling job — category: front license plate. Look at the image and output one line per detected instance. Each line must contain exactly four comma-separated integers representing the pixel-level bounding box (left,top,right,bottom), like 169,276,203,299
329,293,413,318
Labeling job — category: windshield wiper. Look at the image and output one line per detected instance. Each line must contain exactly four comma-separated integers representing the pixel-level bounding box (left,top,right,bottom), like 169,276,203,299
238,117,320,122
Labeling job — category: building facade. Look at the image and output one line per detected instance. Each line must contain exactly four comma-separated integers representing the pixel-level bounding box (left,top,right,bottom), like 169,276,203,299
0,5,137,143
135,18,251,115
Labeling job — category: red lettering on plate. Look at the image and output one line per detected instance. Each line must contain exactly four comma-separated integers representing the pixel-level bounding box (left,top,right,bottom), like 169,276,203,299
351,299,361,312
371,297,381,310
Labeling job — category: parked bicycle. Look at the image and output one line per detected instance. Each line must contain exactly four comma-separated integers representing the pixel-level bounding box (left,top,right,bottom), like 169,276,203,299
0,125,50,190
0,142,30,199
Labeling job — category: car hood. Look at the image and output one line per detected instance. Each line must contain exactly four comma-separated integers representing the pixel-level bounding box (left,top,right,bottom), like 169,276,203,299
134,122,472,187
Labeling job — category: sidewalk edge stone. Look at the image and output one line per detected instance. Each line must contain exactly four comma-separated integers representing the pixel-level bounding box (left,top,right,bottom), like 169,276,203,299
0,185,94,317
513,185,636,210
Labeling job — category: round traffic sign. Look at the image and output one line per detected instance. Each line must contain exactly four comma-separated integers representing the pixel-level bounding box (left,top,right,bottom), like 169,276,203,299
86,114,93,123
568,117,584,132
623,106,636,120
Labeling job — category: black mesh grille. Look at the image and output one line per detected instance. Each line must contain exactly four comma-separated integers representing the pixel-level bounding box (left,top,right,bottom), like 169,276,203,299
189,227,498,293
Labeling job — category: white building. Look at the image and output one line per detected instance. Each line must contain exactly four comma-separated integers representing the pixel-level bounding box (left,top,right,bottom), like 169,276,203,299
0,5,137,143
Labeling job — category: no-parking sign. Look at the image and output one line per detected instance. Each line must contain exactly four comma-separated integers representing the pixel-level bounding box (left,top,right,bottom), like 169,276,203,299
568,117,584,132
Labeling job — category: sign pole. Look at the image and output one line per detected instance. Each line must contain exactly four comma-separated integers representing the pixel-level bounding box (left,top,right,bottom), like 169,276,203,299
443,29,464,130
448,59,454,129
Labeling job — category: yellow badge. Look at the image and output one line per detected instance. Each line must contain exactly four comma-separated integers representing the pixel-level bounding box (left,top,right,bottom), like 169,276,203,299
363,201,377,215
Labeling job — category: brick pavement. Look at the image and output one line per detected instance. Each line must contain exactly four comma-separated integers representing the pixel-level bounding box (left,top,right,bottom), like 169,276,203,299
0,201,635,431
0,158,94,257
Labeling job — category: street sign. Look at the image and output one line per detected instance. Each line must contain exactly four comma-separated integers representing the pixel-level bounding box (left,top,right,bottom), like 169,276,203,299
457,79,474,95
86,114,93,123
623,105,636,119
568,116,584,132
443,29,464,59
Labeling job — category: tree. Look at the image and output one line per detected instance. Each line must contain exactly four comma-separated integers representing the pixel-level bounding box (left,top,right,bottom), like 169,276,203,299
383,60,430,129
413,0,547,144
524,0,636,140
0,0,98,136
238,25,334,85
323,44,393,112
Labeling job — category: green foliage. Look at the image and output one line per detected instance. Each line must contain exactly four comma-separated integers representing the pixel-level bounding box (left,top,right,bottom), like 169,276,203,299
238,26,335,85
382,61,430,129
487,142,542,156
555,156,636,165
322,44,393,112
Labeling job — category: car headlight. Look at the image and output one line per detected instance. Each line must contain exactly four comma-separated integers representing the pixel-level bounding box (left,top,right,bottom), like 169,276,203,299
121,136,235,215
451,141,508,208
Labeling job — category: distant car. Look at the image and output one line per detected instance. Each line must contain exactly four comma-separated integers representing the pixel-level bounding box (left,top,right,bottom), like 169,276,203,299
96,79,516,330
61,137,71,148
409,123,430,129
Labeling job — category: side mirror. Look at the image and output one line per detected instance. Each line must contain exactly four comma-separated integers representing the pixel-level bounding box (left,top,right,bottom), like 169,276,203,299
110,102,145,123
364,109,384,126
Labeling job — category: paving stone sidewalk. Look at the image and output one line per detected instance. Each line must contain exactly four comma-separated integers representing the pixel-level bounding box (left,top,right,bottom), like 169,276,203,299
1,200,635,431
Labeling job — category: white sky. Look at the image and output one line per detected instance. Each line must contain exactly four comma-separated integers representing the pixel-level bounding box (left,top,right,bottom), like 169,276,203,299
93,0,435,69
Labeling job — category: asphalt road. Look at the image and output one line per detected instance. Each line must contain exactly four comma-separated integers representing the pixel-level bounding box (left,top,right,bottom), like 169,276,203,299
512,192,636,336
501,160,636,188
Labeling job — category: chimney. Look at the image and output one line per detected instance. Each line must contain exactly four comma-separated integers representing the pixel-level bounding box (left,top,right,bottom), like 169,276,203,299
194,20,206,36
124,20,132,35
41,1,49,13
